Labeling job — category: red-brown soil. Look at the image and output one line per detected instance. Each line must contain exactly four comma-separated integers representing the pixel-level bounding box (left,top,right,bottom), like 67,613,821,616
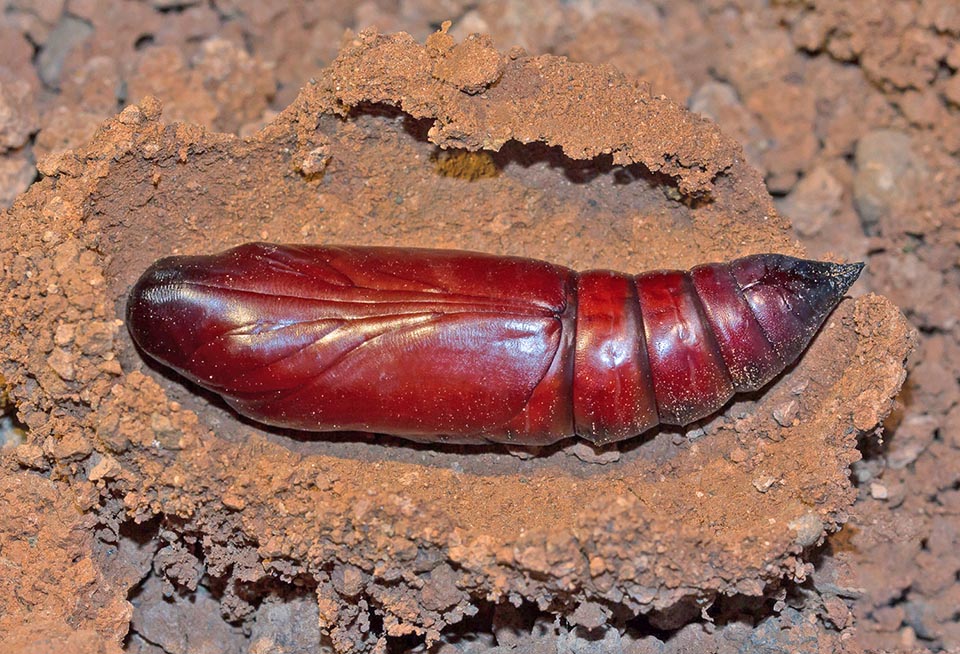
1,2,953,653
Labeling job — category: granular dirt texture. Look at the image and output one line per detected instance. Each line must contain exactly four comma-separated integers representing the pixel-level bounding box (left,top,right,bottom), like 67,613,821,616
0,470,130,654
0,25,914,654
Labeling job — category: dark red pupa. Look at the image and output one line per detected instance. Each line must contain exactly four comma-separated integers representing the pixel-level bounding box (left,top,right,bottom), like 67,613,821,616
126,244,862,445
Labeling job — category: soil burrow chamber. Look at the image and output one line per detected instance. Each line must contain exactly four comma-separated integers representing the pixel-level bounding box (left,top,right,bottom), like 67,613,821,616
1,28,913,654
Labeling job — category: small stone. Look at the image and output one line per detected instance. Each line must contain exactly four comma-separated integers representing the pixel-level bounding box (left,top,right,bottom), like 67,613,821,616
753,475,778,493
150,412,181,449
47,347,76,381
869,482,889,500
886,438,926,469
139,96,163,121
88,454,121,481
332,564,363,598
822,595,851,629
117,105,145,126
852,459,875,483
73,480,100,512
54,323,75,346
0,67,39,151
420,564,463,611
36,15,94,88
297,146,331,176
853,129,929,235
504,444,540,459
507,46,526,60
569,601,608,630
787,512,823,548
15,443,45,469
772,400,798,427
76,321,117,355
53,431,93,459
588,556,606,576
0,151,36,207
52,240,78,273
98,359,123,376
314,472,337,491
567,440,621,464
221,490,246,510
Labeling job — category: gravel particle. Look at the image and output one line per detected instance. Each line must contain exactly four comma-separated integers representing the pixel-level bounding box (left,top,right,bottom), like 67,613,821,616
46,347,76,381
221,490,246,510
753,475,778,493
298,146,331,176
787,513,824,548
14,443,45,469
0,68,39,151
54,323,75,346
568,601,608,630
117,105,145,126
0,151,37,207
568,440,621,464
853,129,928,235
870,482,889,500
588,556,606,576
420,564,464,612
88,454,121,481
36,15,94,88
772,400,798,427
